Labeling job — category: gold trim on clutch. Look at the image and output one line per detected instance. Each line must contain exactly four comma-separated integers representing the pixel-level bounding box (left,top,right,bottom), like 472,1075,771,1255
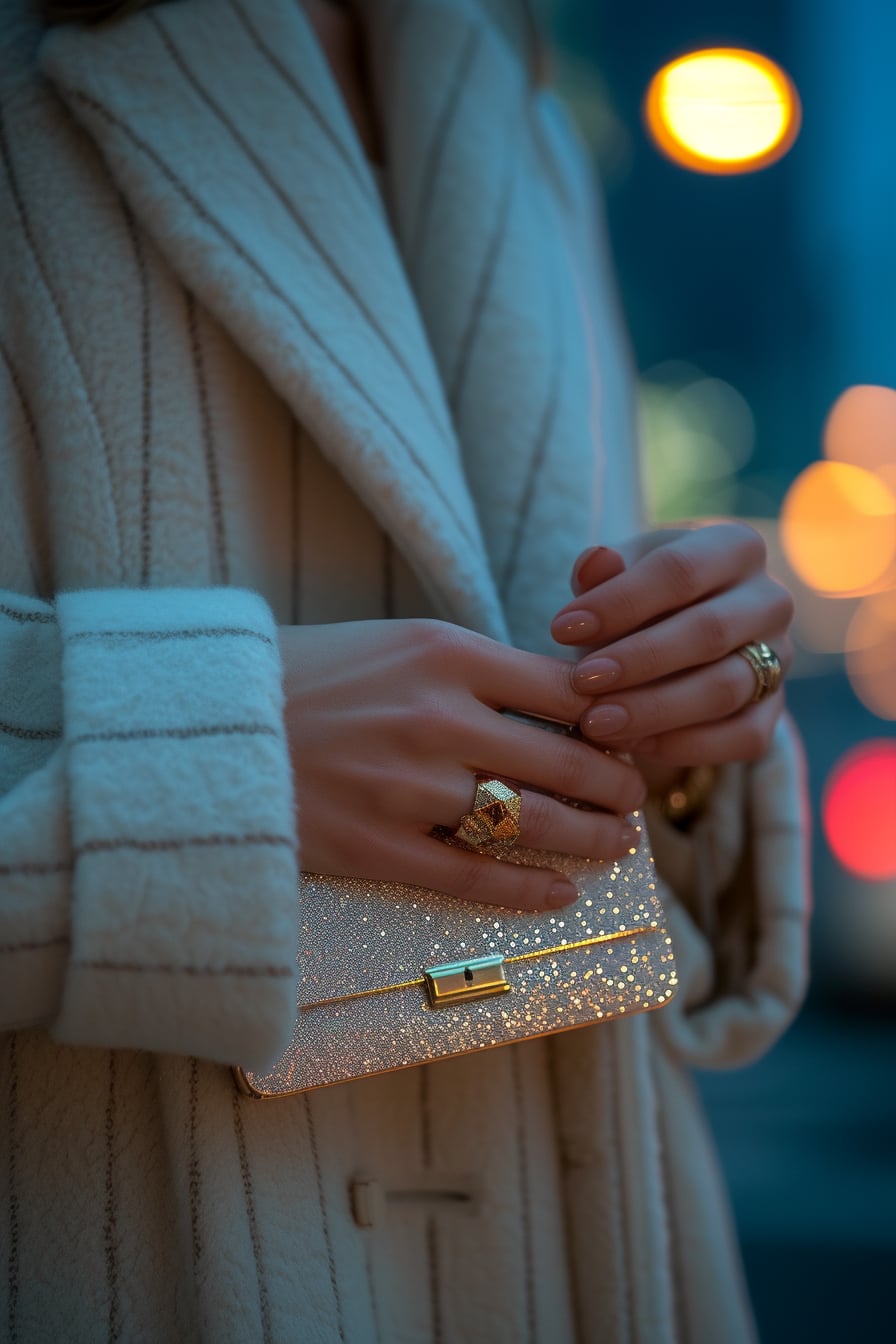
297,924,656,1014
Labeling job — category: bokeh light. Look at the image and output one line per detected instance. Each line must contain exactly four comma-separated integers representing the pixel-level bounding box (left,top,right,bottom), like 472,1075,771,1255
780,460,896,594
644,48,800,174
823,741,896,880
824,385,896,474
846,590,896,719
639,363,754,520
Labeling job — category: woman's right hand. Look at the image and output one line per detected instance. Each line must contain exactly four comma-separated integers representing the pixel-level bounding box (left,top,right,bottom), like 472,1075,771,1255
278,619,647,911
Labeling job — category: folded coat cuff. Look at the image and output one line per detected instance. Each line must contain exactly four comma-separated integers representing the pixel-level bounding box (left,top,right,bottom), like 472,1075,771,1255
51,588,299,1070
646,715,811,1069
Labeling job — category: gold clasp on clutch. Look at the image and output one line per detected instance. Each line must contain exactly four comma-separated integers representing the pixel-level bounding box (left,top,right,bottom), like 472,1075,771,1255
423,955,510,1008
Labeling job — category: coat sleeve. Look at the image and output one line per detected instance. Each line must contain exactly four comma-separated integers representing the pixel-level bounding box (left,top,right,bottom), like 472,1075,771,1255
645,713,811,1068
0,587,300,1071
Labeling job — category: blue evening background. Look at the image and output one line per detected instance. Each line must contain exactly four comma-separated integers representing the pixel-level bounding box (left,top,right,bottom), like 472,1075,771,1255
545,0,896,1337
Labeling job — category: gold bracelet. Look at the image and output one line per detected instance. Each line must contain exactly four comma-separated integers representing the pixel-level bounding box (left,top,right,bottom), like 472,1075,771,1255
657,764,717,829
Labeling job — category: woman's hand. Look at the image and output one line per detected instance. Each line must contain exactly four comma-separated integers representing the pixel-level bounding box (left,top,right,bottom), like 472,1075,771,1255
550,524,794,766
278,619,647,910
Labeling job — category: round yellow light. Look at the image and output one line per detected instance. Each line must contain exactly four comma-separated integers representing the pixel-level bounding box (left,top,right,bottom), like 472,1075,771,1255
645,48,800,174
780,461,896,594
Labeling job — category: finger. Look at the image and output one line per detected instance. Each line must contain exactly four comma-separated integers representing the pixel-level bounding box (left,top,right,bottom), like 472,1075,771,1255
435,777,641,863
459,631,591,725
464,709,648,814
514,788,641,859
381,834,578,910
572,580,794,694
551,523,768,647
627,694,784,767
578,637,791,744
571,545,626,597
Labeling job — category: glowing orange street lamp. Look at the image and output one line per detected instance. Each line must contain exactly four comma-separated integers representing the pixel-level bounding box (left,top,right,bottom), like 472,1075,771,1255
645,48,801,174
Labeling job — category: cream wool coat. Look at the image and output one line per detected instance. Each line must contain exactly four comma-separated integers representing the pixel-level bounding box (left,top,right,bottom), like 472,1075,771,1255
0,0,810,1340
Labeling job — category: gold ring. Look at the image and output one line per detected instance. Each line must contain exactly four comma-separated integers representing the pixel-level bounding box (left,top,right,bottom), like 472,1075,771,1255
452,778,522,849
736,641,783,702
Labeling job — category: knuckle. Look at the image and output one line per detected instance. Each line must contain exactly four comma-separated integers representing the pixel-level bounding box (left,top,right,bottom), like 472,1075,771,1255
628,633,663,681
660,547,703,604
446,853,491,903
521,790,553,846
770,582,796,629
409,618,472,664
732,520,767,565
552,738,591,800
716,665,746,717
695,607,731,658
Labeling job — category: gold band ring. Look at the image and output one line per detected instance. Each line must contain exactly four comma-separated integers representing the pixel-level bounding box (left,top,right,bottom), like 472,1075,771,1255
452,778,522,849
736,641,784,702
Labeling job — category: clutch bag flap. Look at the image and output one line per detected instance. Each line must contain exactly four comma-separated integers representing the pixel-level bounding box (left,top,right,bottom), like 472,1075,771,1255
235,817,678,1096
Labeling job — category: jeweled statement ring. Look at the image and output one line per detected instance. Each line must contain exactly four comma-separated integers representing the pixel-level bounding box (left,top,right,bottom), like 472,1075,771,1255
452,778,523,849
736,641,784,702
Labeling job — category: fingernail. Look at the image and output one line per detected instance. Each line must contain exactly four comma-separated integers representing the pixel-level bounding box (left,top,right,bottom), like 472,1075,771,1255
582,704,630,737
573,546,608,587
620,824,640,851
550,609,600,642
547,879,577,908
573,656,620,692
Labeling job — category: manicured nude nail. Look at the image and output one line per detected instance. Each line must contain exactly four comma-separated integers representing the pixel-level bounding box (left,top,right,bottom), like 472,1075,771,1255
582,704,630,737
573,656,621,692
550,609,600,642
573,546,608,586
547,880,577,908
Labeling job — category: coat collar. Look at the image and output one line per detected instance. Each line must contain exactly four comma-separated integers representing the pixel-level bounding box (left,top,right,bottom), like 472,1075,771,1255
40,0,510,637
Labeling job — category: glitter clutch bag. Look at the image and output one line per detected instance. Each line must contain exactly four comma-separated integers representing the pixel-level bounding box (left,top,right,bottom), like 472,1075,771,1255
234,820,677,1097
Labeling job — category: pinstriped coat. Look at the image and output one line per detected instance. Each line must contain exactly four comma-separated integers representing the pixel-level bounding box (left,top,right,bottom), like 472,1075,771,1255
0,0,810,1339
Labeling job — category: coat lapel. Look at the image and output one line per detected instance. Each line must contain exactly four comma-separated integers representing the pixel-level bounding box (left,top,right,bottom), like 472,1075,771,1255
40,0,508,639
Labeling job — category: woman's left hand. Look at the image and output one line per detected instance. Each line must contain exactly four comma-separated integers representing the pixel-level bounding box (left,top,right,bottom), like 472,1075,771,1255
550,523,794,767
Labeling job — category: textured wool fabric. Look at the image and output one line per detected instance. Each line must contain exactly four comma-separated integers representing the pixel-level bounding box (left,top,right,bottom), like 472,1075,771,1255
0,0,810,1339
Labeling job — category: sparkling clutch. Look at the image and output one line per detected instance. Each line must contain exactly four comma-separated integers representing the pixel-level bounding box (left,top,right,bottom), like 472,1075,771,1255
234,821,677,1097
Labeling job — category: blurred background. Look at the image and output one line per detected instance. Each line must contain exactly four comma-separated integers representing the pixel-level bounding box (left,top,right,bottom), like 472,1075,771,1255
540,0,896,1337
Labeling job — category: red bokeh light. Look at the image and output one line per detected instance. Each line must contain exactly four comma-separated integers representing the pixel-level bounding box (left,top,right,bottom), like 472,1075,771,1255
822,741,896,880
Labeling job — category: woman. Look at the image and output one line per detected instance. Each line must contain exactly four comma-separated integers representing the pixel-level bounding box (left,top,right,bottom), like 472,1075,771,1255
0,0,808,1339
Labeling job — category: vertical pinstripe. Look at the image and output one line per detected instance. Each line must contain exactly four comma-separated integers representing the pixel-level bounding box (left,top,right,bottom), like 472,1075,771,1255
6,1035,19,1344
499,314,564,597
448,148,518,414
0,340,42,466
408,25,481,272
0,106,123,577
229,0,377,204
608,1031,635,1344
653,1084,685,1344
64,88,478,553
151,12,454,454
119,201,153,587
184,291,229,584
418,1066,443,1338
231,1092,272,1344
381,534,395,619
363,1241,384,1344
511,1048,537,1344
104,1051,121,1344
426,1215,444,1344
290,421,302,625
187,1057,202,1275
0,338,46,595
303,1094,347,1344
